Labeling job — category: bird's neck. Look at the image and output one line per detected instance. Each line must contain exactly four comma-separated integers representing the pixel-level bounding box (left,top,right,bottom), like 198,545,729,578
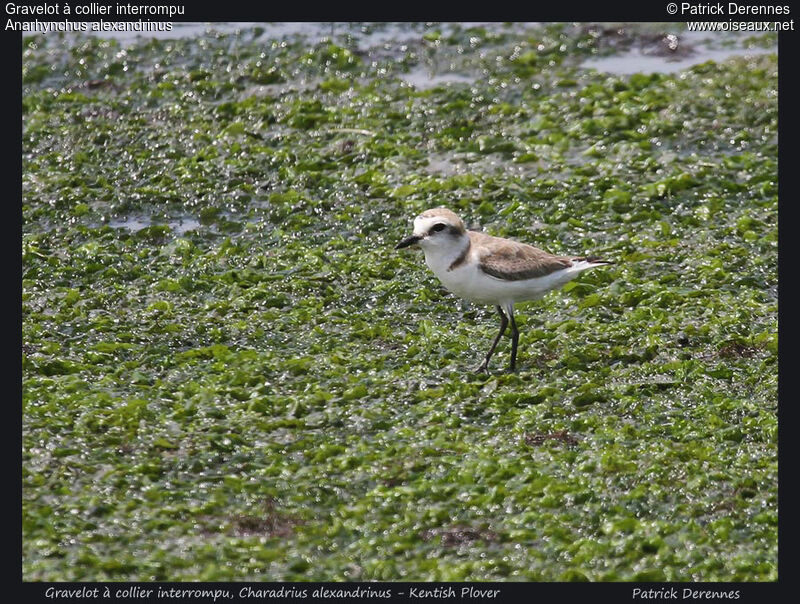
423,234,471,275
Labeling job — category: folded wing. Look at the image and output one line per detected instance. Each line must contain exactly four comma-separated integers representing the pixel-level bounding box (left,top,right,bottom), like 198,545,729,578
473,232,574,281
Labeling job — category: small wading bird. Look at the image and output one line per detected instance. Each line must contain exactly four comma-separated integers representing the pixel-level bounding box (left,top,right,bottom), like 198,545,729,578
396,208,612,373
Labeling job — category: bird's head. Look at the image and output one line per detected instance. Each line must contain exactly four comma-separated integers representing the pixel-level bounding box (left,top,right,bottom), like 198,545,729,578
395,207,467,251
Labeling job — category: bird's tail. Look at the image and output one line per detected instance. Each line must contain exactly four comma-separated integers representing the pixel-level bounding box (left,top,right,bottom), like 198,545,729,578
572,255,613,266
568,256,613,274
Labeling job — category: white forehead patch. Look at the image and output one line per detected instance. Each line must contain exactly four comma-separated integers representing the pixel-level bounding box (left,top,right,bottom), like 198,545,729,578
413,214,451,236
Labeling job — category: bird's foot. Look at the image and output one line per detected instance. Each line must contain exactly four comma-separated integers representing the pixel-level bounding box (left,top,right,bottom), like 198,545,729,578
501,358,518,373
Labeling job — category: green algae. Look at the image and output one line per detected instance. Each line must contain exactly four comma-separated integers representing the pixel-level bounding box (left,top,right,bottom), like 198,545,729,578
22,23,777,581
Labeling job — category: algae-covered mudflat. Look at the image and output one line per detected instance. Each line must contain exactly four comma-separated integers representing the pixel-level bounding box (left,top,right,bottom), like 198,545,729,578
22,23,777,581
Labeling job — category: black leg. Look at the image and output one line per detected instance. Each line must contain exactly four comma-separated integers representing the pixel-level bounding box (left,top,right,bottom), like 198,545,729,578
474,306,508,373
508,306,519,372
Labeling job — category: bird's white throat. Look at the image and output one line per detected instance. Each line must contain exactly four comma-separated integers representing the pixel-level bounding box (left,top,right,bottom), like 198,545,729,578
418,232,471,277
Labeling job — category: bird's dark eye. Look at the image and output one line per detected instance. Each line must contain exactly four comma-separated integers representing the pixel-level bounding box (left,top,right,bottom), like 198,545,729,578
430,223,447,233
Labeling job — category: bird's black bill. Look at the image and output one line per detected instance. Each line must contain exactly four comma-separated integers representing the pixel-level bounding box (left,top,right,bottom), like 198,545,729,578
395,235,422,249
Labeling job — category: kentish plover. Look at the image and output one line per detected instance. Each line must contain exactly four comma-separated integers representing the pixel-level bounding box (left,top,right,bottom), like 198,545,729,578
396,207,612,373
